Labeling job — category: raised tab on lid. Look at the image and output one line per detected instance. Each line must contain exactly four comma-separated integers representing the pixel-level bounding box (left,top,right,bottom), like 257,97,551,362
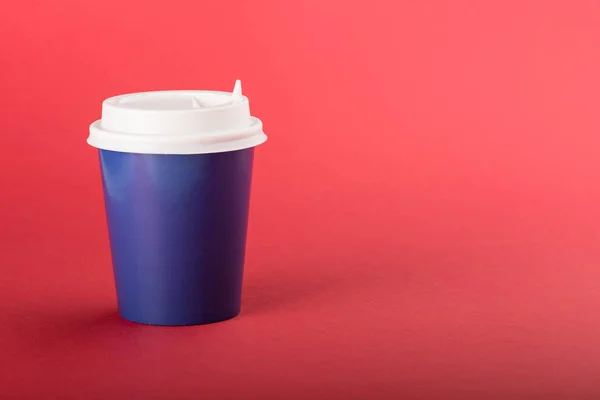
88,80,267,155
232,79,243,103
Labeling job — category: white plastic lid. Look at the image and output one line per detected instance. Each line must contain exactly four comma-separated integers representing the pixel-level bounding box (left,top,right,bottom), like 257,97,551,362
87,80,267,154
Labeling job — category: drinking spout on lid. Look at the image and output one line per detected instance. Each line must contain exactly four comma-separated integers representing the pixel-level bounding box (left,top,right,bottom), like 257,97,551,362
191,96,204,109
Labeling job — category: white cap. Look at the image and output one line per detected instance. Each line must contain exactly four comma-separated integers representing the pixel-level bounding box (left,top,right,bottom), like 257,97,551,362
87,80,267,154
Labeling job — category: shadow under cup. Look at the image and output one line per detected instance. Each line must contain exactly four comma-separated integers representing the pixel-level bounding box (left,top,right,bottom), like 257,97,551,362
99,147,254,326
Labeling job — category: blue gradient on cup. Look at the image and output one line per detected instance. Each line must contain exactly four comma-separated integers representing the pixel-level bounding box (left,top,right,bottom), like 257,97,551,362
99,148,254,326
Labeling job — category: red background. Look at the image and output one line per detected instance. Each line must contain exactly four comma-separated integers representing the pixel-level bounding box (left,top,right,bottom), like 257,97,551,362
2,0,600,398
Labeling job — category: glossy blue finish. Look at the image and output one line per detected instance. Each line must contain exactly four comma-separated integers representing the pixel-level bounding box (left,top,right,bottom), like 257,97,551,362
99,148,254,326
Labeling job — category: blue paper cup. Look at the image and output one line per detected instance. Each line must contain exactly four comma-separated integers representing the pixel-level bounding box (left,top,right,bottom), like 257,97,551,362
88,82,267,325
100,148,254,325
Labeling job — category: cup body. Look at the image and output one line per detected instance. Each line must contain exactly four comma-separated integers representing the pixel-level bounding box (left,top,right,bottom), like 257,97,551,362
99,147,254,326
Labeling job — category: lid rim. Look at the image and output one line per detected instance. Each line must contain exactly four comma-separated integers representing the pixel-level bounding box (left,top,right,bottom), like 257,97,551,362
88,119,266,155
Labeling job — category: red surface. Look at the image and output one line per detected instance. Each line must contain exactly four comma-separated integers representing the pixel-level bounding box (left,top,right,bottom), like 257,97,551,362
2,0,600,398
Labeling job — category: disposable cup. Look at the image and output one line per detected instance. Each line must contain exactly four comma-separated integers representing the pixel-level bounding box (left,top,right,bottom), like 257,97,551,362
88,81,267,325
